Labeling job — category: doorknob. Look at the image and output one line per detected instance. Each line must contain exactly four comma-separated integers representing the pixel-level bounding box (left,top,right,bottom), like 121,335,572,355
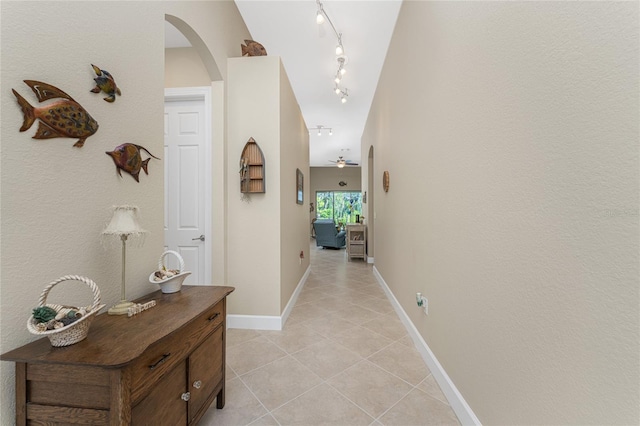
192,235,205,242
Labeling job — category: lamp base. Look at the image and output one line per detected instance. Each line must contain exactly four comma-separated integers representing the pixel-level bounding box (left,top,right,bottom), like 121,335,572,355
108,300,135,316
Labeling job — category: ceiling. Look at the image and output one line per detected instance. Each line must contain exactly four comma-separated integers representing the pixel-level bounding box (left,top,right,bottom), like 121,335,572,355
165,1,402,167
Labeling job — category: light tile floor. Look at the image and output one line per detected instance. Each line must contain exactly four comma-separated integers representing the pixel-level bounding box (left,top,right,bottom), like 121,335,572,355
200,243,460,426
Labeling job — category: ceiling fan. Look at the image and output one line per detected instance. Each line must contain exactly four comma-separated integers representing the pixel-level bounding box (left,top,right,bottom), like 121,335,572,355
328,156,359,168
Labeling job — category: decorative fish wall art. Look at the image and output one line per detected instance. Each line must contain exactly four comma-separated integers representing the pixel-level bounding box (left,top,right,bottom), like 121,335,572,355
241,40,267,56
12,80,99,148
106,143,160,182
90,64,121,102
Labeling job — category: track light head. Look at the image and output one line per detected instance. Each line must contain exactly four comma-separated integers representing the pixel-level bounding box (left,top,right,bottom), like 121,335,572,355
316,10,325,24
310,125,333,136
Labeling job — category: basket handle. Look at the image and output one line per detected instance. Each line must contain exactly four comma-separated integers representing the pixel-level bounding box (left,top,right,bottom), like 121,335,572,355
38,275,102,313
158,250,185,273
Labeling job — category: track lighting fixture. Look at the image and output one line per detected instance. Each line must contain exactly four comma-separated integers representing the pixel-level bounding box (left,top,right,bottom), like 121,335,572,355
315,0,350,102
339,88,348,104
309,125,333,136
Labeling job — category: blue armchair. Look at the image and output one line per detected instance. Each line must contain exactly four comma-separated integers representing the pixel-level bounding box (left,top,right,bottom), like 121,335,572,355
313,219,346,249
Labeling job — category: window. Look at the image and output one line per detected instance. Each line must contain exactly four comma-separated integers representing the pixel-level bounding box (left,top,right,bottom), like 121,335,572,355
316,191,362,225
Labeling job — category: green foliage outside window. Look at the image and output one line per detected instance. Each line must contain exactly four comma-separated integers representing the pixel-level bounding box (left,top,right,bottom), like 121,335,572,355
316,191,362,225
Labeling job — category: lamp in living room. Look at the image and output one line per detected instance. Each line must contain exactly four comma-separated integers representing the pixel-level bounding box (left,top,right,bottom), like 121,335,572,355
102,205,146,315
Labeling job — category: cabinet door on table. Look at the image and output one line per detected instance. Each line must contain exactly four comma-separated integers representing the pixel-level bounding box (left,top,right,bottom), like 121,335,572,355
132,361,188,425
188,326,224,422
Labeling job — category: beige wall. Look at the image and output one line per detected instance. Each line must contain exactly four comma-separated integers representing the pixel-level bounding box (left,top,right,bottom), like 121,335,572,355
0,1,252,420
165,47,210,88
310,166,362,195
279,61,311,310
164,0,251,83
0,1,164,418
362,1,639,424
227,56,309,317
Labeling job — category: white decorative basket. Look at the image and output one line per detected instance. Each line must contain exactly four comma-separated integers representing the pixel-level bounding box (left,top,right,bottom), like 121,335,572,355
149,250,191,294
27,275,105,347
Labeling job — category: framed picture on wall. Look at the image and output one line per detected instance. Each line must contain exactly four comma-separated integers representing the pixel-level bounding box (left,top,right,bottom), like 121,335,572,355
296,168,303,205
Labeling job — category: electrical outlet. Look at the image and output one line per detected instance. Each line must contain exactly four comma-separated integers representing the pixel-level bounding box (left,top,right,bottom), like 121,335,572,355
416,292,428,315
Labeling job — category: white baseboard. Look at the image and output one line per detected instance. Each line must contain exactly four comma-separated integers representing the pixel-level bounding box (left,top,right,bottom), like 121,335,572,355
367,256,374,264
281,265,310,326
373,267,481,426
226,314,282,330
227,265,311,331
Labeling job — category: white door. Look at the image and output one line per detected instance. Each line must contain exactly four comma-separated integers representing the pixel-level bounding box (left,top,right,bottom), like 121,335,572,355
164,89,211,285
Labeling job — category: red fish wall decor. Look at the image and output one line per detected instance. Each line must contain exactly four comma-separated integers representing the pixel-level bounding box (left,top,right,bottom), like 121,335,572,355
106,143,160,182
12,80,99,148
90,64,121,102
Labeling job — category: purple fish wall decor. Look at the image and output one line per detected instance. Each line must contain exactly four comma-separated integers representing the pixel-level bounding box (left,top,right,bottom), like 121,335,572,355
106,143,160,182
12,80,99,148
241,40,267,56
90,64,121,102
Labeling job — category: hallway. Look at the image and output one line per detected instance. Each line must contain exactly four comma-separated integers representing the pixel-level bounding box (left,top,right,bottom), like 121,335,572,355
201,244,460,425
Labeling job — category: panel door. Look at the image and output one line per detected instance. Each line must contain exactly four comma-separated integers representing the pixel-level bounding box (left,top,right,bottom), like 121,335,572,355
164,98,206,284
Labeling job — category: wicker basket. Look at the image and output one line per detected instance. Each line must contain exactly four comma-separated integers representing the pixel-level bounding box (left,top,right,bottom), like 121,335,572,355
149,250,191,294
27,275,105,347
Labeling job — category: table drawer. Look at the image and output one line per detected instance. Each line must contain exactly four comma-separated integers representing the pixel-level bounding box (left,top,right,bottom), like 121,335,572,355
130,299,225,403
350,244,364,255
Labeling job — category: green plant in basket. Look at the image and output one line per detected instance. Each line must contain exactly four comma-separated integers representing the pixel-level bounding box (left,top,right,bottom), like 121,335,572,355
32,306,57,323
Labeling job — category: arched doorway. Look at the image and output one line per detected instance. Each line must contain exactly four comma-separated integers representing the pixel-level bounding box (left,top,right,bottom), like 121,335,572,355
164,15,224,285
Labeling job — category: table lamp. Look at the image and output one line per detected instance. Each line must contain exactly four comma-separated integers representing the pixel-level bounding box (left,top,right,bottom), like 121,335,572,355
102,205,146,315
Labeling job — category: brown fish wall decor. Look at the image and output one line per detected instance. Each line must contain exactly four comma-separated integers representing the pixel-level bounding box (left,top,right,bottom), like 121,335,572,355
106,143,160,182
12,80,99,148
241,40,267,56
90,64,121,102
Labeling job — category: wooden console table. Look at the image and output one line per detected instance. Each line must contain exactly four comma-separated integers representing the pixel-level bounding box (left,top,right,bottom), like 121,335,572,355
1,285,234,425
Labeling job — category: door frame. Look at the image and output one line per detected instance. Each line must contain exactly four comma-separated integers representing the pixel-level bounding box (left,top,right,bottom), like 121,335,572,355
164,86,212,285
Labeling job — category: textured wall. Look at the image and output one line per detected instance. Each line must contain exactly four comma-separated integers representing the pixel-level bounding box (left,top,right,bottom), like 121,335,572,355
0,1,164,420
363,1,639,424
310,166,362,194
165,47,210,88
227,56,312,317
279,60,310,311
227,56,281,316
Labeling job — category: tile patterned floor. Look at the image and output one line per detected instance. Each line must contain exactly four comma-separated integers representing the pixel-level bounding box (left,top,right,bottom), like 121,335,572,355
200,243,460,426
